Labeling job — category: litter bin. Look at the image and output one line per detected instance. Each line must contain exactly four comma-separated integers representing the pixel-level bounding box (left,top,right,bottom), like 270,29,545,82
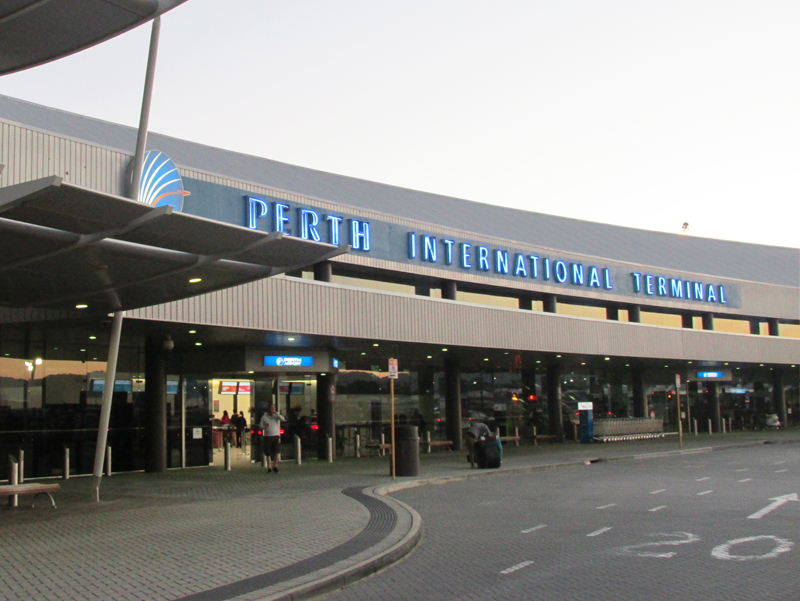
393,424,420,477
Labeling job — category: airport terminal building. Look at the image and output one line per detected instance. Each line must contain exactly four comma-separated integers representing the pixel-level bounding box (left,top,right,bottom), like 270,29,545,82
1,94,798,479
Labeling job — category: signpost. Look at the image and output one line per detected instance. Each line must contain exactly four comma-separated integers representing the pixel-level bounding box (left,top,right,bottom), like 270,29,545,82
388,358,398,480
675,374,683,448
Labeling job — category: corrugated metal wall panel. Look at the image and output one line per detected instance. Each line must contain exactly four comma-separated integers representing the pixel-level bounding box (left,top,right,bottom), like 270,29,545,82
126,277,800,364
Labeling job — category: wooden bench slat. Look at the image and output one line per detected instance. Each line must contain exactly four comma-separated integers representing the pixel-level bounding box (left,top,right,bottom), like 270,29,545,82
0,483,60,495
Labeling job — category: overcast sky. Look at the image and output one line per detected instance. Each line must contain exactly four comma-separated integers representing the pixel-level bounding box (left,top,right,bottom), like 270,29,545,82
1,0,798,248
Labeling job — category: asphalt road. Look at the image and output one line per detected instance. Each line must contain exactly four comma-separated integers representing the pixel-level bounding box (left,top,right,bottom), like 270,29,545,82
323,443,800,601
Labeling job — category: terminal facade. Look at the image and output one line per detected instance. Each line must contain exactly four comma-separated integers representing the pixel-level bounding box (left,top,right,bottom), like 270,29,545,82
1,94,799,479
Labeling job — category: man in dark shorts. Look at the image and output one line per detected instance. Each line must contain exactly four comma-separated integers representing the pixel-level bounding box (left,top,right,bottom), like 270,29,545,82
259,404,285,473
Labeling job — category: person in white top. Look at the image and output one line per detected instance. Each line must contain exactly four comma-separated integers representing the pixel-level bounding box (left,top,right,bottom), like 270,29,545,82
259,404,286,473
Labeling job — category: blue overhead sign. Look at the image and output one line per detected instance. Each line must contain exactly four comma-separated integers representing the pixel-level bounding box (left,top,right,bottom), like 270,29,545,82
264,356,314,367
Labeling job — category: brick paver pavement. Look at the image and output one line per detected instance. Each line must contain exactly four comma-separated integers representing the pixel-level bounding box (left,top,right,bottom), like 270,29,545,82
1,431,793,601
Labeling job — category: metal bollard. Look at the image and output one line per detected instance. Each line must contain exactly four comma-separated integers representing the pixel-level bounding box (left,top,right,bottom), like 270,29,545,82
355,434,361,458
8,458,18,507
693,419,698,436
573,423,578,443
224,442,231,471
327,435,333,463
105,446,112,477
18,450,24,483
722,419,726,434
64,447,70,480
515,427,520,446
708,419,713,435
380,433,386,456
533,426,538,446
295,435,302,465
426,431,432,453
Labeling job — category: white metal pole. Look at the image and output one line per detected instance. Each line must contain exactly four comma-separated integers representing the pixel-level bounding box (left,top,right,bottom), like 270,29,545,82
708,418,713,434
18,449,24,483
224,442,231,471
295,435,302,465
63,447,70,480
129,17,161,199
105,446,112,477
8,458,18,507
180,376,186,468
92,309,124,501
533,425,538,446
355,434,361,458
327,435,333,463
693,418,698,436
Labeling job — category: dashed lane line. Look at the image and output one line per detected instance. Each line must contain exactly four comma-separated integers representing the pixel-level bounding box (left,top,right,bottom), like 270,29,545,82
520,525,547,534
648,506,667,512
696,477,710,482
500,561,534,574
587,527,613,537
736,469,750,473
650,489,666,495
596,504,617,510
775,469,789,473
738,478,753,483
697,490,714,496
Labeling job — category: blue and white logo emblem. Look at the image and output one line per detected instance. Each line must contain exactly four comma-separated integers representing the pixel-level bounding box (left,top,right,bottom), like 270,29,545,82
136,150,190,211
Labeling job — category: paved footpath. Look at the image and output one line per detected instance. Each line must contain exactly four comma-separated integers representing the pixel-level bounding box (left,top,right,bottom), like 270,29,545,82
1,431,796,601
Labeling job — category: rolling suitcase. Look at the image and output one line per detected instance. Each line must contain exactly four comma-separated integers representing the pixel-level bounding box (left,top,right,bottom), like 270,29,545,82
475,437,501,469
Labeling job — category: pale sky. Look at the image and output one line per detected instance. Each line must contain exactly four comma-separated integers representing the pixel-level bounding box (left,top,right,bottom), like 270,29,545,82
1,0,798,248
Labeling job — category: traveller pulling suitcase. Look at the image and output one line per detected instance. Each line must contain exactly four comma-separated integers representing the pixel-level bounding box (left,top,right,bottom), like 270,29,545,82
474,436,501,469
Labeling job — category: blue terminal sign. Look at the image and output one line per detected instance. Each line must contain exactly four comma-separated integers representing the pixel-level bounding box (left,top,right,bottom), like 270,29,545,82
697,371,724,379
264,356,314,367
175,178,741,309
408,232,615,291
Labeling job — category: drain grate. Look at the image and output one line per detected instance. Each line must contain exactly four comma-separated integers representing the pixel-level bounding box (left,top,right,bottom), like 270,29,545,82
173,487,397,601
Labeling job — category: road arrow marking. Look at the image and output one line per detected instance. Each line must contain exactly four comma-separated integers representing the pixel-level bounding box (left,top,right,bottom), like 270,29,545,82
747,493,799,519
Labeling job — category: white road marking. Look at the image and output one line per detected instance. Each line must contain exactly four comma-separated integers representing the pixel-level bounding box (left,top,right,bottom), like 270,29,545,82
735,468,750,472
738,478,753,483
587,527,612,537
649,505,667,512
775,469,789,473
500,560,534,574
696,477,710,481
774,461,787,465
697,490,713,496
747,493,799,519
596,503,617,509
712,536,793,561
520,524,547,534
650,489,666,495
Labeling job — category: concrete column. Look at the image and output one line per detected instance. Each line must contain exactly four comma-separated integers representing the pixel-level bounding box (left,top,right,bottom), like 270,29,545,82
628,305,641,323
749,320,761,335
682,314,693,329
418,367,435,435
631,367,646,418
543,294,557,314
316,373,336,460
707,382,721,433
444,358,462,450
519,296,533,311
144,337,168,473
772,370,787,428
609,371,626,416
313,261,332,282
545,362,563,441
768,318,780,337
442,280,457,301
606,305,620,321
702,313,714,331
414,284,431,296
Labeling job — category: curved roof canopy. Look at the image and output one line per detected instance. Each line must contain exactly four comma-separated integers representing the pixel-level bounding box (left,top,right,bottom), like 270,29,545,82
0,177,345,313
0,0,188,75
